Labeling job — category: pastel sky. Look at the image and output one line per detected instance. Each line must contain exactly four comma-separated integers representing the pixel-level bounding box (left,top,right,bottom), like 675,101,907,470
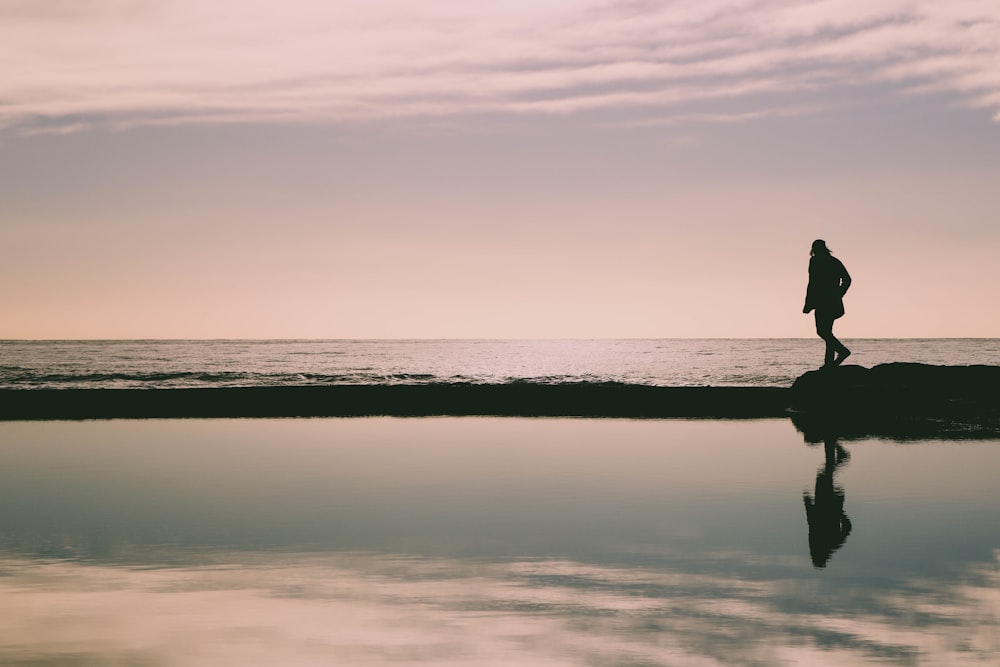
2,0,999,338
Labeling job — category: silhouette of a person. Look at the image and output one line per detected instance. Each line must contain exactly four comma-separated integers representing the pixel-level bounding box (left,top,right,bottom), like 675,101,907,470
803,438,852,568
803,239,852,368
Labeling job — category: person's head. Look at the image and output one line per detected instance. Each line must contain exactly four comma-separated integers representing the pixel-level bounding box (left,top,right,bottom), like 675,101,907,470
810,239,831,257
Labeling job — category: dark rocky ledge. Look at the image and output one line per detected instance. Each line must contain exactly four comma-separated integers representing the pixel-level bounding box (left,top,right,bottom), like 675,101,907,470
789,363,1000,440
0,384,789,421
1,364,998,441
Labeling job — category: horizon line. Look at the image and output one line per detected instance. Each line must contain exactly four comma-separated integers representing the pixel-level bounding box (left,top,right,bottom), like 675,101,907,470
2,337,997,343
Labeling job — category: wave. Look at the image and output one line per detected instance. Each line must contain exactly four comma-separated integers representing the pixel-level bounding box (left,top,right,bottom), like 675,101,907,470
0,371,253,389
10,339,996,391
0,370,671,391
0,370,617,390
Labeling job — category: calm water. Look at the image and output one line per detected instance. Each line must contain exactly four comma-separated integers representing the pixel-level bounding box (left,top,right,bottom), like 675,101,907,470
2,338,1000,388
1,417,998,665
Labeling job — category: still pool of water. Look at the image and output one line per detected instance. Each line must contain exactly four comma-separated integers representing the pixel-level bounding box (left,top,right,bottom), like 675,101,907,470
1,417,998,665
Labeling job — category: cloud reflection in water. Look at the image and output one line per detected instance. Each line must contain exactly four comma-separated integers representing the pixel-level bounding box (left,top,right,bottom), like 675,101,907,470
2,417,1000,665
1,549,997,666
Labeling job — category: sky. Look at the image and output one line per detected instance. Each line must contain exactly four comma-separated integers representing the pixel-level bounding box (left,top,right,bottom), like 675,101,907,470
2,0,999,339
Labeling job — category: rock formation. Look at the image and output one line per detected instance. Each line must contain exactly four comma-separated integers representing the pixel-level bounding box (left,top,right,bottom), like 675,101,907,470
790,363,1000,440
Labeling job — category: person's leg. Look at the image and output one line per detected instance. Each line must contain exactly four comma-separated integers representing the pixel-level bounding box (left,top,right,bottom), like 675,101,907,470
815,312,836,366
816,312,851,366
835,338,851,365
828,316,851,364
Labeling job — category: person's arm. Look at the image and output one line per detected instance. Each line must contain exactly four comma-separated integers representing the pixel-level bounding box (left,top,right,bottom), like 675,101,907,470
803,258,816,313
839,260,852,297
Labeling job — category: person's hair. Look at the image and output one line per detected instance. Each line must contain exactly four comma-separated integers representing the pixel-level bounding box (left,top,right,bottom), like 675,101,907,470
810,239,831,257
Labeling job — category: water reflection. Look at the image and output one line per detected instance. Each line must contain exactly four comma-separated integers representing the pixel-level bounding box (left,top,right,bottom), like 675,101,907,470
803,437,852,568
1,549,999,666
1,417,999,665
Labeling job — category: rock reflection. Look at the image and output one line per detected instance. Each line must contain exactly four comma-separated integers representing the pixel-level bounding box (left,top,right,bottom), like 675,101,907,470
803,437,852,568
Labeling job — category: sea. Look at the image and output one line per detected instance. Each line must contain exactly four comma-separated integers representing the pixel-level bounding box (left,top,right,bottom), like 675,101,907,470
3,339,1000,664
2,338,1000,390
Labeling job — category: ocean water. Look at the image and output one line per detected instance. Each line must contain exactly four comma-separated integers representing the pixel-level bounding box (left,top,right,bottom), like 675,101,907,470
2,338,999,389
3,340,1000,664
1,417,998,665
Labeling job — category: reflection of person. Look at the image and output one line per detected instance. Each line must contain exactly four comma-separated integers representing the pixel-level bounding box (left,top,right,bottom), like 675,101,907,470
803,239,852,368
803,438,852,568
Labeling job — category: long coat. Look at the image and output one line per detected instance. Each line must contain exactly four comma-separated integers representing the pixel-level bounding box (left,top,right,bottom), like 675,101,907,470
804,254,851,319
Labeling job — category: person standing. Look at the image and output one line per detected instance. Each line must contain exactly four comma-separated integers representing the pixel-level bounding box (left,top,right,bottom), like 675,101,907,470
803,239,852,367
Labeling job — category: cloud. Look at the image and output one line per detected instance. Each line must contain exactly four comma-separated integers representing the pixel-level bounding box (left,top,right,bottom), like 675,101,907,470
0,0,998,133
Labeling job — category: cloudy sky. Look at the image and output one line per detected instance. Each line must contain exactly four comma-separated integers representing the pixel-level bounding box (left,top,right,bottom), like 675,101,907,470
2,0,999,338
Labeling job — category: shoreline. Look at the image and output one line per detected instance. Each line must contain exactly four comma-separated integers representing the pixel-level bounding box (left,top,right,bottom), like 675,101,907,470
0,384,790,420
4,363,999,440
